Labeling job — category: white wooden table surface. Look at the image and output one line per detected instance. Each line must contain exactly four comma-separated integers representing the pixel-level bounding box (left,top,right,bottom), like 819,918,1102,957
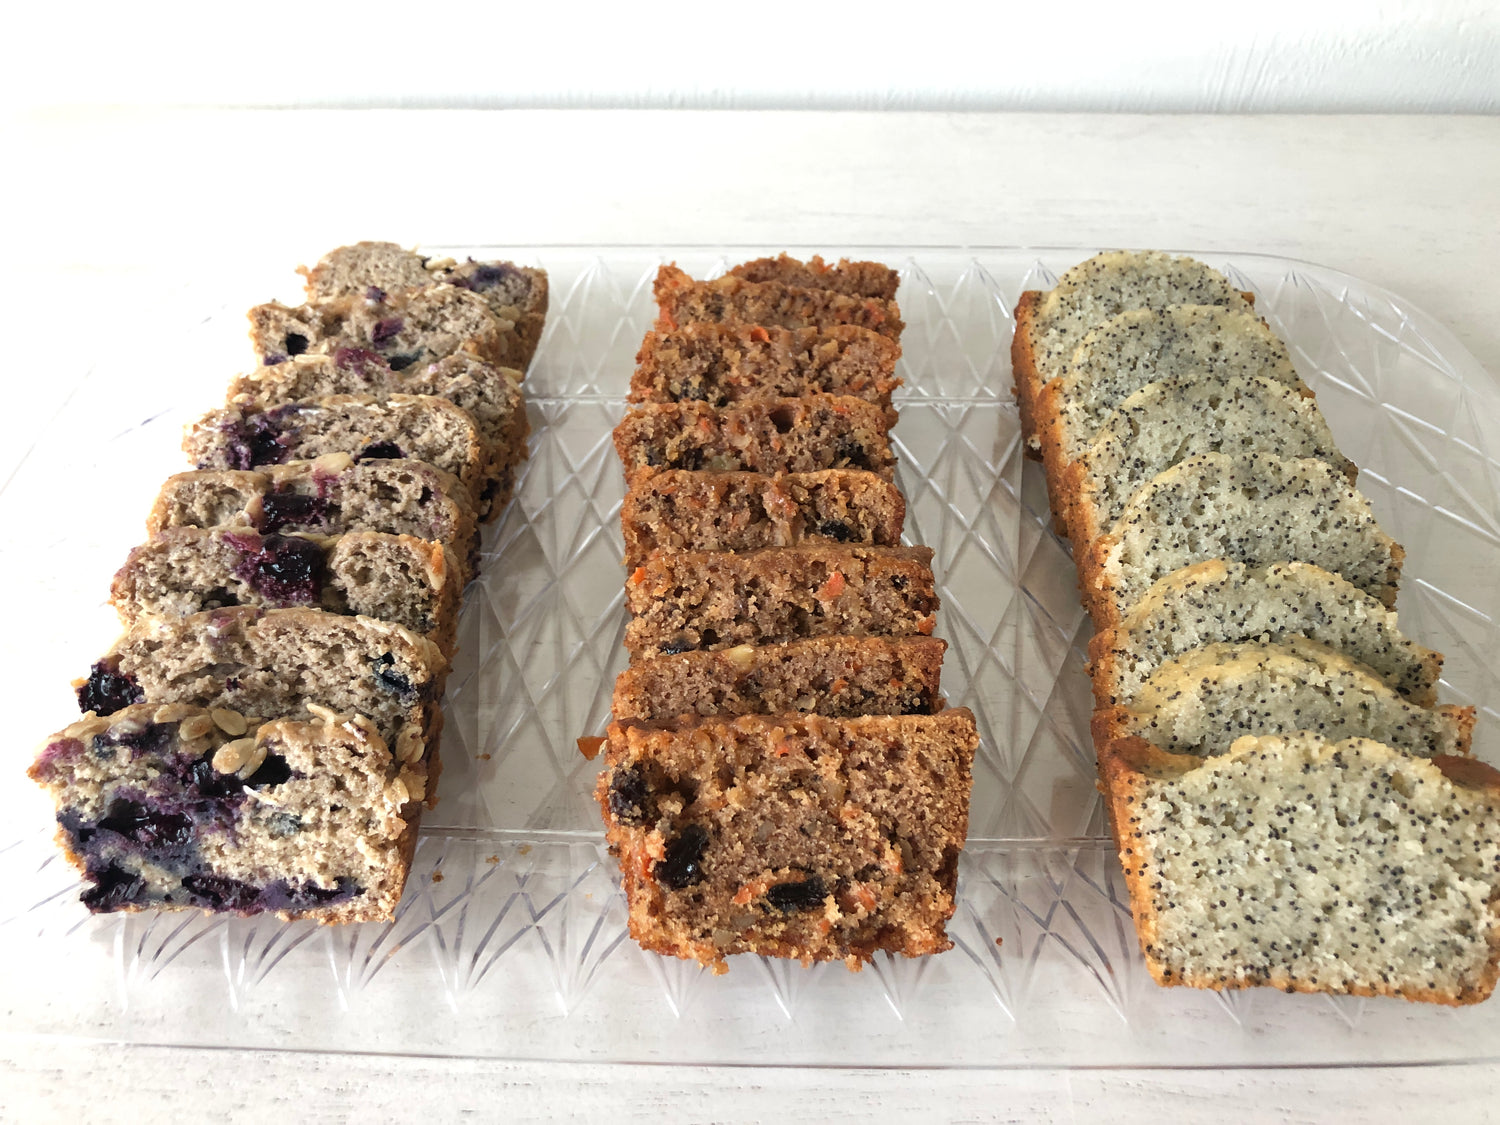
4,109,1498,1123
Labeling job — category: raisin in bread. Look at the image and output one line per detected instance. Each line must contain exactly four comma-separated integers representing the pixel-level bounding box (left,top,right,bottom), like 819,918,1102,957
597,709,977,973
727,253,901,300
111,529,460,652
1088,560,1442,708
184,394,490,516
631,323,901,408
1097,733,1500,1004
29,703,423,922
1080,451,1404,629
612,636,947,721
1065,374,1354,548
1012,252,1255,451
225,350,529,518
613,397,897,485
624,546,938,660
654,265,903,339
620,469,905,566
299,242,548,366
1091,637,1474,760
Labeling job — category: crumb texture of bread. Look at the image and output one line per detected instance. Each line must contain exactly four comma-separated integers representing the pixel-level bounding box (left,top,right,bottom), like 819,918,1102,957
631,323,901,407
29,703,422,923
654,265,904,339
1094,637,1473,759
1101,733,1500,1003
726,254,901,300
620,469,904,566
597,710,977,973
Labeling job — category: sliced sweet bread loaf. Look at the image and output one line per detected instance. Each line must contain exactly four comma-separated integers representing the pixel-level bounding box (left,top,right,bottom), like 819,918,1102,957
1097,733,1500,1004
1080,451,1403,629
613,397,897,485
1088,560,1442,708
620,469,905,566
623,545,937,661
1065,374,1354,548
726,253,901,300
1011,251,1255,450
612,636,947,721
29,703,422,922
225,350,529,518
597,709,977,973
654,265,904,339
631,323,901,408
184,394,490,514
1091,637,1473,760
111,529,460,652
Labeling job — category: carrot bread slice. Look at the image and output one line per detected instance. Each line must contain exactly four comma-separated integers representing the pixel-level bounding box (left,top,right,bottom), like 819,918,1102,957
631,323,901,408
1079,451,1403,630
727,253,901,301
620,469,905,566
184,394,490,515
148,458,479,585
654,265,904,339
225,349,529,519
1012,251,1254,451
1091,637,1474,760
612,636,947,721
29,703,422,923
111,528,461,653
1097,733,1500,1004
597,709,977,973
623,545,937,660
613,397,897,485
1087,560,1442,709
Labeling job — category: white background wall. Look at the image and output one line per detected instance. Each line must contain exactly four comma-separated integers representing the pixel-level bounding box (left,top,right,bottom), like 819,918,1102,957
8,0,1500,112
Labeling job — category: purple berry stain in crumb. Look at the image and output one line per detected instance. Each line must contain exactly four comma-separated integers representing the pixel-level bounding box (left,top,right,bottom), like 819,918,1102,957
461,262,520,293
365,286,387,303
77,661,144,715
656,824,709,890
370,652,415,700
217,413,292,470
257,489,329,533
333,346,388,381
371,317,404,345
228,532,325,604
358,440,405,461
81,863,148,911
183,873,261,911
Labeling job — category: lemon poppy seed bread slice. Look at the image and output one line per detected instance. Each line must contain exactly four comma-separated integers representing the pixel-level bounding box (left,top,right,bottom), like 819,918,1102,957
1097,733,1500,1004
30,704,422,923
726,253,901,301
623,545,937,661
597,709,977,974
1011,251,1255,451
631,323,901,408
1064,373,1354,549
654,265,904,339
1080,451,1403,629
612,636,948,721
620,469,905,566
1088,560,1442,709
1091,637,1473,760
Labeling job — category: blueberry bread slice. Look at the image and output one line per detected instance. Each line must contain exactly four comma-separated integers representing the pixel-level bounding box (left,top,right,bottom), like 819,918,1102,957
597,709,977,973
612,636,948,721
1097,732,1500,1004
184,394,490,515
1011,251,1255,452
1079,451,1403,630
1090,637,1474,760
631,323,901,408
624,545,938,661
30,703,424,923
613,397,897,485
111,528,461,653
1087,560,1442,709
654,265,904,339
620,469,905,566
226,350,529,518
727,253,901,301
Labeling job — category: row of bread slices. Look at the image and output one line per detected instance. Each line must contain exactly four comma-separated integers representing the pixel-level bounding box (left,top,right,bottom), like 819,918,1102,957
1013,250,1500,1005
29,242,545,925
590,254,978,974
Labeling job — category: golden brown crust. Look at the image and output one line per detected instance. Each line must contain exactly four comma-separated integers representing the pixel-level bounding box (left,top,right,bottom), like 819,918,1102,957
1009,291,1045,458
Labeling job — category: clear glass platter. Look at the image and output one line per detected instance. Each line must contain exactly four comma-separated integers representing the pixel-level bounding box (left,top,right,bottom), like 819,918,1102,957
4,247,1499,1067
